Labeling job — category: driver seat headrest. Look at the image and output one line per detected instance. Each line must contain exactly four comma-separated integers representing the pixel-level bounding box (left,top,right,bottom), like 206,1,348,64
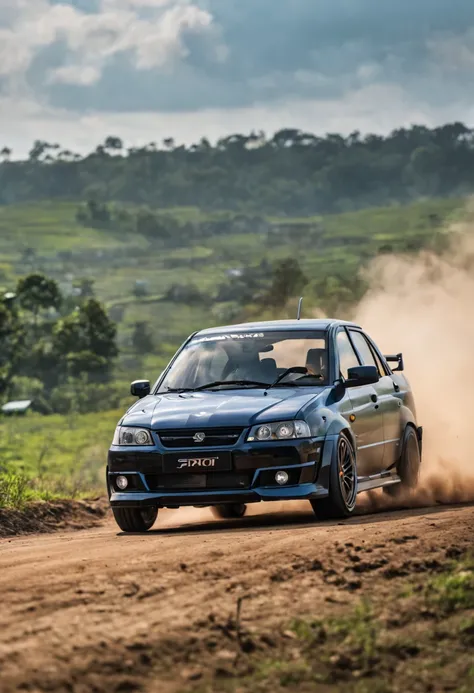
306,348,328,373
260,357,278,381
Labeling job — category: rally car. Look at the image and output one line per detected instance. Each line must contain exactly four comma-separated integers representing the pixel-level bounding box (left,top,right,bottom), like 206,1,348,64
107,319,422,532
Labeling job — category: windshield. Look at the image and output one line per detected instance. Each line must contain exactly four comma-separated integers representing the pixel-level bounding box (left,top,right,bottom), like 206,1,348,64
157,330,329,392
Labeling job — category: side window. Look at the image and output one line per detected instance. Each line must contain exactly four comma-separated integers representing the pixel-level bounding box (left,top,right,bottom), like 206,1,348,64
364,335,389,376
336,330,360,380
349,331,378,372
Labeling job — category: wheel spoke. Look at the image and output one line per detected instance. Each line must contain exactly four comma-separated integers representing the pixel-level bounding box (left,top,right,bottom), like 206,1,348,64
337,439,356,507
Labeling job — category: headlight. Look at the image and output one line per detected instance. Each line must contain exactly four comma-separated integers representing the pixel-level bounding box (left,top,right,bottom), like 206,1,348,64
112,427,153,446
247,420,311,442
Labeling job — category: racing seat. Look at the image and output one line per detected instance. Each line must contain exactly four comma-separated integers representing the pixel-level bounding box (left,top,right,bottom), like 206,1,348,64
224,350,269,382
305,348,328,380
260,358,278,383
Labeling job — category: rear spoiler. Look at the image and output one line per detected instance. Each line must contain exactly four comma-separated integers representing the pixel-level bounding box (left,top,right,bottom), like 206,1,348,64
384,353,404,372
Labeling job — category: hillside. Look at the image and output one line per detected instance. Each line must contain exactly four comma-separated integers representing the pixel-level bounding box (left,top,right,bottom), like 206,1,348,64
0,196,462,379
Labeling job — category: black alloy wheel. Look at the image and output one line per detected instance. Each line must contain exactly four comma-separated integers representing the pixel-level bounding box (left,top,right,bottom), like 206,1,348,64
311,432,358,520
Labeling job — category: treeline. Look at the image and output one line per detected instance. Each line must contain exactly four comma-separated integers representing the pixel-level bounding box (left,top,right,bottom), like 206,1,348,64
1,123,474,214
76,198,268,244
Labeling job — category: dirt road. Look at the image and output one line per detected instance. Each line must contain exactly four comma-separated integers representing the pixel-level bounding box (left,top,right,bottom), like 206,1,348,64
0,502,473,692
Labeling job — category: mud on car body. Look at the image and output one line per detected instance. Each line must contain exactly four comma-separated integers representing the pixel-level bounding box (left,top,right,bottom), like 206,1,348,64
107,319,422,532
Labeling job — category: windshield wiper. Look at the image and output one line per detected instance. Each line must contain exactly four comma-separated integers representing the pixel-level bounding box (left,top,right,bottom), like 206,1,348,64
163,381,269,393
266,366,308,389
194,380,270,391
164,374,323,394
164,387,197,393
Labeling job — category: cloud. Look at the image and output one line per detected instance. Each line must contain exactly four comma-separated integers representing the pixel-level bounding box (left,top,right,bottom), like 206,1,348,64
2,0,474,153
0,0,217,96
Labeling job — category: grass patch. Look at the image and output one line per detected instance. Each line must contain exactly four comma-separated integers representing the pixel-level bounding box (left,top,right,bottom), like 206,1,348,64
0,473,31,509
0,409,120,503
426,565,474,613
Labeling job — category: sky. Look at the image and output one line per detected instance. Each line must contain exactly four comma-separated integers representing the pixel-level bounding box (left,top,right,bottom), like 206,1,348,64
2,0,474,157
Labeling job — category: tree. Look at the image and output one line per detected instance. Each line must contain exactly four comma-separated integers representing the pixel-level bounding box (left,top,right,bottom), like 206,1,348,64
267,258,307,308
53,299,118,380
16,274,62,324
132,322,154,355
163,137,175,150
104,136,123,153
28,141,59,162
0,272,118,410
406,145,443,196
0,147,11,162
0,300,25,397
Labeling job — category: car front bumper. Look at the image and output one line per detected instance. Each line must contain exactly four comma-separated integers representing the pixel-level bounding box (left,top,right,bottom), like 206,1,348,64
108,435,336,508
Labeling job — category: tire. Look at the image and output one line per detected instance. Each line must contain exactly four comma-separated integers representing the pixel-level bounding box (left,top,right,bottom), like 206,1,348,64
384,426,421,497
211,503,247,519
112,506,158,532
311,432,358,520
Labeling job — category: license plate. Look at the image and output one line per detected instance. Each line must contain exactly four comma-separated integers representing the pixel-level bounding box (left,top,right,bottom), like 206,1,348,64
163,451,232,473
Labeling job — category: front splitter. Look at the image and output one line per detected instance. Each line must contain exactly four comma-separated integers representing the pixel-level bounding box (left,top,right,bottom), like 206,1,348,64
110,483,329,508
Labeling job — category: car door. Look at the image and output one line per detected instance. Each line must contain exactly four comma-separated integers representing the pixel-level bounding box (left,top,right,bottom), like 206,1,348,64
336,328,385,476
364,331,403,468
348,329,402,470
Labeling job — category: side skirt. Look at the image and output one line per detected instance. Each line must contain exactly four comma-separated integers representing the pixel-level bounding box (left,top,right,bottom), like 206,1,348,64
357,471,401,494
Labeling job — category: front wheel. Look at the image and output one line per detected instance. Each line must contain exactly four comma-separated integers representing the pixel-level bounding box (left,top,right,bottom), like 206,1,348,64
211,504,247,519
311,432,358,520
112,507,158,532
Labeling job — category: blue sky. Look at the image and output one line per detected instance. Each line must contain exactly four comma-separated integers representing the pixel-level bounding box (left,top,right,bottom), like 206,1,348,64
2,0,474,155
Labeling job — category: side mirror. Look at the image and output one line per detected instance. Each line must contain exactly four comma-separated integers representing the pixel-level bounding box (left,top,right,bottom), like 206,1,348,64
131,380,150,398
385,353,404,372
345,365,379,387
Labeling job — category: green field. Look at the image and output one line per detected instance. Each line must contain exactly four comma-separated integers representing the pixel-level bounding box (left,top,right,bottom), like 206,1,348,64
0,195,465,505
0,409,122,507
0,197,461,357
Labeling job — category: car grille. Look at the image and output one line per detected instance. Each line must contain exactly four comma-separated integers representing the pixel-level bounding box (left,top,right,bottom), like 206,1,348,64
157,428,244,448
145,472,252,491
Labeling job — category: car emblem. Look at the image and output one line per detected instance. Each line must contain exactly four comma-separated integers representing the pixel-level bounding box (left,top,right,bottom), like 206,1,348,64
193,432,206,443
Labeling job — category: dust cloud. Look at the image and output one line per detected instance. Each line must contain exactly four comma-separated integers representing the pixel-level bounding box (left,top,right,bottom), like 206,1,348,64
160,210,474,529
355,209,474,512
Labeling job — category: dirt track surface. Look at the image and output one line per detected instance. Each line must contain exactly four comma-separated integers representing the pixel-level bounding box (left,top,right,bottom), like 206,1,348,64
0,498,109,538
0,502,473,692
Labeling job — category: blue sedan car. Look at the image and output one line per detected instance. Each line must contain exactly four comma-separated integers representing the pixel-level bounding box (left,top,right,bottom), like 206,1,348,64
107,319,422,532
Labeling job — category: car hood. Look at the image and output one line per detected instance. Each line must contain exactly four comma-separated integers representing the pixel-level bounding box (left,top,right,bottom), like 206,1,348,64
121,388,328,429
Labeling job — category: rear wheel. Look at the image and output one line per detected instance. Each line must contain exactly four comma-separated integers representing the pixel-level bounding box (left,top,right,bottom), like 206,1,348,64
211,503,247,519
311,432,357,520
384,426,421,497
112,507,158,532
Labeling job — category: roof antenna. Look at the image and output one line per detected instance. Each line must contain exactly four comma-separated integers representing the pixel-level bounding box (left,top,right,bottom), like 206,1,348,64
297,296,303,320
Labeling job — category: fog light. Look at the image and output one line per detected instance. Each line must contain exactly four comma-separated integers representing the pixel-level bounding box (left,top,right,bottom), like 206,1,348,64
116,475,129,490
275,471,289,486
